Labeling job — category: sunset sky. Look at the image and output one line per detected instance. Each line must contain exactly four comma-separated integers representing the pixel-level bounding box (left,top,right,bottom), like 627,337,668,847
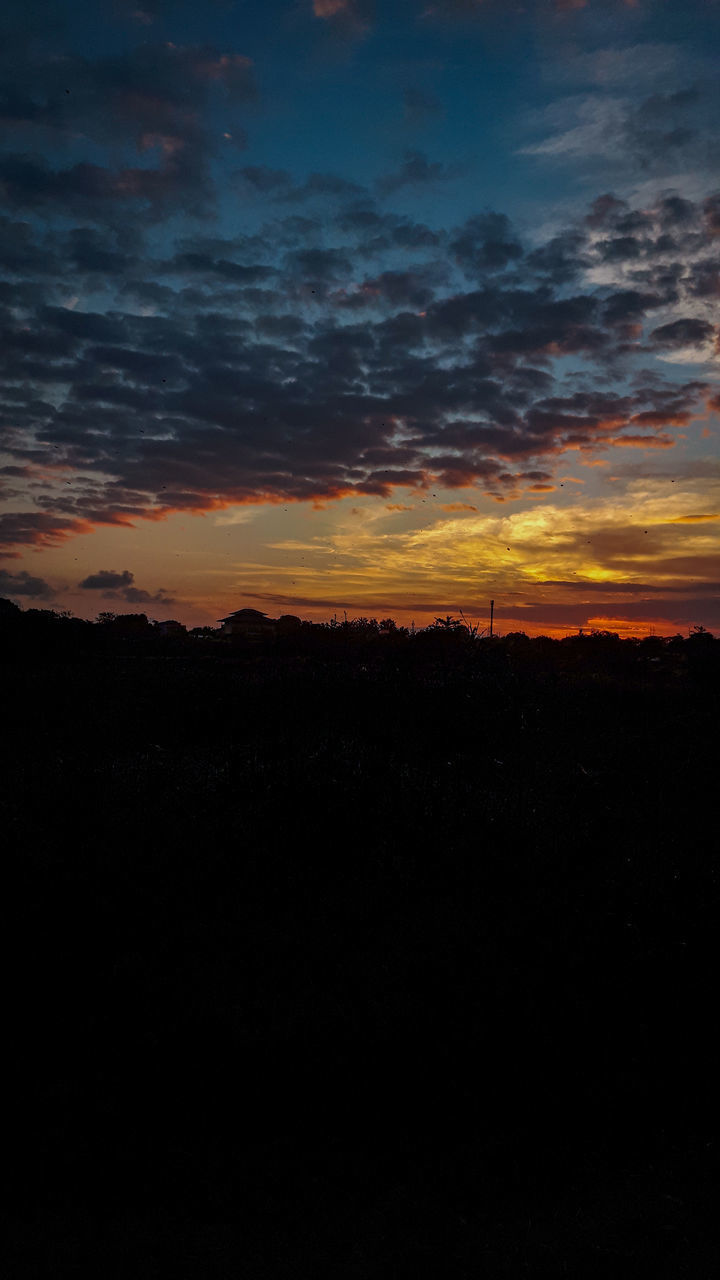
1,0,718,635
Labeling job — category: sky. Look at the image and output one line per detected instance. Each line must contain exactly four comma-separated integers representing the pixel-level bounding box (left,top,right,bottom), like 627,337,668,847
1,0,718,636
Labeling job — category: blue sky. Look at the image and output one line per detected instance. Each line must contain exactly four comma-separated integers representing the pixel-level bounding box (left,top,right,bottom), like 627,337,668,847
1,0,718,633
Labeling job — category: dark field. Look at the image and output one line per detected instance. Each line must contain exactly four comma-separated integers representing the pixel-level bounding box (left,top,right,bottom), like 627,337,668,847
5,628,720,1276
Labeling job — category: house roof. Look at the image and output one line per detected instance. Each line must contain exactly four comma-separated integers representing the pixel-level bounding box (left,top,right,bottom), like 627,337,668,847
217,608,271,622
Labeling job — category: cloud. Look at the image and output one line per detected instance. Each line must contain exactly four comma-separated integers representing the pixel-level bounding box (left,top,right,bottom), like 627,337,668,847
450,213,523,278
330,264,447,310
0,185,718,556
122,586,177,605
555,44,695,91
0,41,257,218
498,596,720,632
228,470,720,632
0,511,94,558
78,568,135,590
650,318,716,347
0,567,54,598
520,71,720,190
375,150,464,195
666,512,719,524
77,567,175,604
704,194,720,235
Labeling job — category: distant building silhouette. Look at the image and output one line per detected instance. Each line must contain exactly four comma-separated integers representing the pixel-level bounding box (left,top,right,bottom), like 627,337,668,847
217,608,278,640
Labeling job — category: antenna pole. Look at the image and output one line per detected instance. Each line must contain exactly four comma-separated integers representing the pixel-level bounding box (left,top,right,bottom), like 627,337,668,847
490,599,494,638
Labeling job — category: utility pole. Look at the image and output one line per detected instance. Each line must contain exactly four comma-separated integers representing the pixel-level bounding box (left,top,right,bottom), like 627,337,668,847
490,599,494,638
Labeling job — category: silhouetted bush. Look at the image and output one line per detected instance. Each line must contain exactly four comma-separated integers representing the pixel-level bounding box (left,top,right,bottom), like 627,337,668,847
4,596,719,1273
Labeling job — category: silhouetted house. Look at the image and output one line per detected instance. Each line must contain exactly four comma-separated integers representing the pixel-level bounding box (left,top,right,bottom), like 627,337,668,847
155,619,186,636
217,608,277,640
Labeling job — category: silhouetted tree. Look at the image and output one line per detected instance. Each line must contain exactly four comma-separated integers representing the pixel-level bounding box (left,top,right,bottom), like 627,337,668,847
689,624,714,644
0,596,21,619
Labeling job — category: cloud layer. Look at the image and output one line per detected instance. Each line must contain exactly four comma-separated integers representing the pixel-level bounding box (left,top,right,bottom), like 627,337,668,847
1,179,717,561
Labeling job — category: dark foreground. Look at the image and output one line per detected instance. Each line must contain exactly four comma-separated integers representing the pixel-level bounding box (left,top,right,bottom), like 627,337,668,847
5,637,720,1275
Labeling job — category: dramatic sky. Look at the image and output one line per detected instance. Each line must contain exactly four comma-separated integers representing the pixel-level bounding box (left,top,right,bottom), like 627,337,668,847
1,0,718,634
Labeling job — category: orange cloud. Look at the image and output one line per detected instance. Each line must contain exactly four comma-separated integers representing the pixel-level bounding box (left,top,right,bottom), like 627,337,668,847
0,514,97,558
666,513,720,524
630,411,693,428
602,434,675,449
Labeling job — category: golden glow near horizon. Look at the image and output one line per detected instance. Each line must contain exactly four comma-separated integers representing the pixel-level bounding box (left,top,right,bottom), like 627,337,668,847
22,451,720,637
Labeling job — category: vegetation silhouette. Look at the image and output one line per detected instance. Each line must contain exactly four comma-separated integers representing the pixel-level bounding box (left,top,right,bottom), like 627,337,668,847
4,598,719,1275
